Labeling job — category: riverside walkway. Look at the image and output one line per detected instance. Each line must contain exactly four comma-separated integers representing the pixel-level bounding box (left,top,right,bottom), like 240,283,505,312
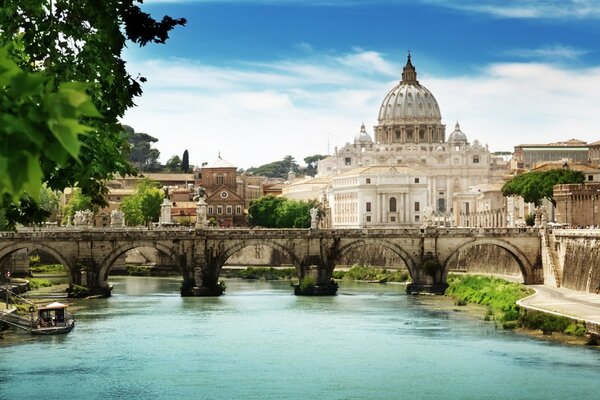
518,285,600,335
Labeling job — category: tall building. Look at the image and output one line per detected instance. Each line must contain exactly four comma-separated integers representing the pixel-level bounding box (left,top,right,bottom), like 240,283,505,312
317,54,507,228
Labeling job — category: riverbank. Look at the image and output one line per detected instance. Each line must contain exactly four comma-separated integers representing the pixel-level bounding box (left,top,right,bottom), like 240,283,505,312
445,275,598,346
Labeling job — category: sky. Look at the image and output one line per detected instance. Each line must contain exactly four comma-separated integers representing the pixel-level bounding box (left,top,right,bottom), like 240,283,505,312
122,0,600,169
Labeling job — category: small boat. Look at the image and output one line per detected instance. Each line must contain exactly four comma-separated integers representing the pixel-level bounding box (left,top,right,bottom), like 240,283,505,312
31,302,75,335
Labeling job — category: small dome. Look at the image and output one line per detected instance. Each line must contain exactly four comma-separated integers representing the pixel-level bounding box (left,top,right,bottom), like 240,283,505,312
354,123,373,144
448,122,468,145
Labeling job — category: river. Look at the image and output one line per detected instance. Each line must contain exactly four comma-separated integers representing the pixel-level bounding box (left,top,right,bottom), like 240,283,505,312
1,277,600,399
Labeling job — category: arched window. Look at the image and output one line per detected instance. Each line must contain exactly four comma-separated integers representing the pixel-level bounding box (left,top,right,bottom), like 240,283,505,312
389,197,397,212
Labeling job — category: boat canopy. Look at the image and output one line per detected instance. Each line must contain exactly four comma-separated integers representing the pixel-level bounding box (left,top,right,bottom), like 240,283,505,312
37,302,68,311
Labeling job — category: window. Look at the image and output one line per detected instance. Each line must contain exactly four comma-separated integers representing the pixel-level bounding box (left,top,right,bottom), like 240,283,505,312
345,157,352,165
366,178,371,184
473,156,480,164
438,198,446,212
207,206,213,214
366,216,371,222
226,205,232,214
217,206,223,215
391,216,396,222
220,191,228,198
236,205,242,214
589,175,594,181
414,202,420,212
415,215,420,222
414,178,420,183
366,202,372,212
216,174,224,185
389,197,397,212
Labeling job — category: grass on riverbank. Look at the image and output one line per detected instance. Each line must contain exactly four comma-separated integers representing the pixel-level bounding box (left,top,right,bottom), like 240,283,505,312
222,267,297,280
333,265,409,283
29,264,66,274
446,275,589,338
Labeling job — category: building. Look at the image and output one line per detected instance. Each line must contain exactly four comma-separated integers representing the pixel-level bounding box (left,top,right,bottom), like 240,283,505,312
511,139,589,171
554,183,600,227
315,54,507,227
198,154,246,227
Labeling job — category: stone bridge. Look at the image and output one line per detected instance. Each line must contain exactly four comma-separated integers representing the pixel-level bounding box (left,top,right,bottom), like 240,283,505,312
0,227,542,296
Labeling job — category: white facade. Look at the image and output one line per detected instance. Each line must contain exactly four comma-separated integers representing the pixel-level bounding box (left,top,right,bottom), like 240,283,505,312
330,165,428,228
316,55,507,228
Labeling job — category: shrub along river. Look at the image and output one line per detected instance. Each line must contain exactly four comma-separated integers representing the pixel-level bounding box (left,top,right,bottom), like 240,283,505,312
2,277,600,399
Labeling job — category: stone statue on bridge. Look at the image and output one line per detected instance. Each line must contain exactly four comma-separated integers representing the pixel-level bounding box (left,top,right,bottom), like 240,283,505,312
73,210,94,227
110,210,124,228
310,206,320,229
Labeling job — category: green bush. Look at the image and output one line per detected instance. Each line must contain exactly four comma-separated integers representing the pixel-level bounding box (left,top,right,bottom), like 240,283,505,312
68,284,91,298
236,267,296,280
518,311,572,335
125,265,152,276
564,322,587,337
334,265,409,283
28,278,54,290
29,255,41,266
299,275,316,292
30,264,67,274
502,321,519,330
445,275,533,324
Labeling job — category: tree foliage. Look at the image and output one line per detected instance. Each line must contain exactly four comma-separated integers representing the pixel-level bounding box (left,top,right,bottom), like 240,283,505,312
165,155,182,172
0,42,100,203
501,169,585,205
124,124,161,171
0,0,186,208
246,156,300,178
120,179,164,226
303,154,327,177
61,188,94,224
248,195,317,228
181,150,190,172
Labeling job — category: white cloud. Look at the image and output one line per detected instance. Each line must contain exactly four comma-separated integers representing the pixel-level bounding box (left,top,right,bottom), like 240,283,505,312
123,50,600,169
505,44,590,61
423,0,600,19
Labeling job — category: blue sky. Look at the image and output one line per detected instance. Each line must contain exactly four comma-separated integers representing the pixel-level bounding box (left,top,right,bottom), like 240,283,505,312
122,0,600,169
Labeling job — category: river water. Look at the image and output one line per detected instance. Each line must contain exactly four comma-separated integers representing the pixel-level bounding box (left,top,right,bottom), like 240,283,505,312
2,277,600,399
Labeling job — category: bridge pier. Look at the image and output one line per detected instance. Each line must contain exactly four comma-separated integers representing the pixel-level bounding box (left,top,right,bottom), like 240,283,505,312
293,255,338,296
67,265,113,298
406,257,448,295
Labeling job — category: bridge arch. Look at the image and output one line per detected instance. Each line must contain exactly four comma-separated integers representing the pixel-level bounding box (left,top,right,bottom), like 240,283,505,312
335,239,417,277
441,238,534,283
98,241,181,282
0,242,74,282
218,239,301,272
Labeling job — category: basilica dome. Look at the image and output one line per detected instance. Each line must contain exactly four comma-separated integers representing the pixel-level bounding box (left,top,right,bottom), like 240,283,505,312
378,55,442,124
447,122,469,145
354,123,373,144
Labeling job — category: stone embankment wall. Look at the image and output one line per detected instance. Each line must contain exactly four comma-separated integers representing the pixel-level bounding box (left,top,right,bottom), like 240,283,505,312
445,244,522,280
551,230,600,292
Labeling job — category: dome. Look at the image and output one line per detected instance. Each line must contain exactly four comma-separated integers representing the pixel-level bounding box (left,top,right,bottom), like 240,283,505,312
448,122,468,145
354,123,373,144
378,55,442,124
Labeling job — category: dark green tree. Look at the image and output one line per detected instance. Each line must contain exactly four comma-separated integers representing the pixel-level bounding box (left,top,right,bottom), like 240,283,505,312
248,196,317,228
502,169,585,206
165,155,182,172
0,0,186,209
182,150,190,172
303,154,327,177
120,179,164,226
124,125,161,171
246,156,301,178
